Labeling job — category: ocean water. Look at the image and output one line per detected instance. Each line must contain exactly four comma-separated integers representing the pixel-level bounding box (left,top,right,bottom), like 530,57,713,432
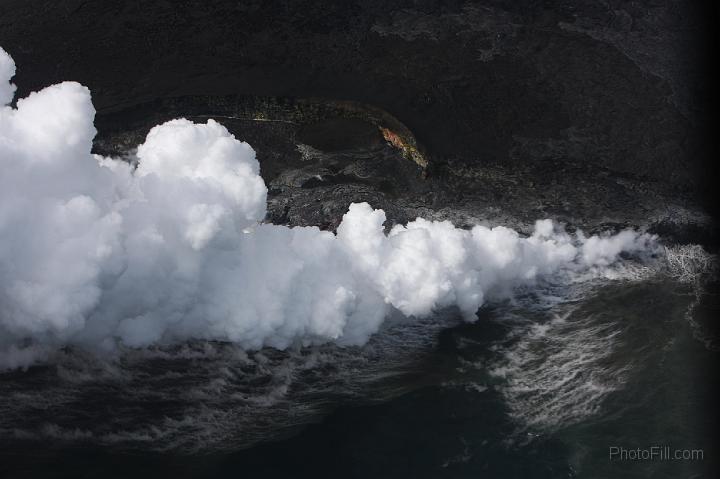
0,256,717,478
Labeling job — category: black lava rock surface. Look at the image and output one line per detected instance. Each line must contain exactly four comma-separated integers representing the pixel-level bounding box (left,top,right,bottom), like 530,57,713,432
1,0,717,241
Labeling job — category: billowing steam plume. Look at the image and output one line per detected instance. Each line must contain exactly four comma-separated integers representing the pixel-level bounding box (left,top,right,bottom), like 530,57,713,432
0,47,656,369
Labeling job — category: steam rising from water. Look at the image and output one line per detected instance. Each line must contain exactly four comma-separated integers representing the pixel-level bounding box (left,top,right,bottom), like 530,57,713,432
0,47,657,369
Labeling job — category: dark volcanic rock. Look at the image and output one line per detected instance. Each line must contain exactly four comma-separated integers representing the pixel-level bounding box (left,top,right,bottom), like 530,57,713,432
1,0,716,237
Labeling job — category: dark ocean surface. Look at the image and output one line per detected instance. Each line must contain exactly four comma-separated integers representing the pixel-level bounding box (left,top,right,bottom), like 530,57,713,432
1,270,717,479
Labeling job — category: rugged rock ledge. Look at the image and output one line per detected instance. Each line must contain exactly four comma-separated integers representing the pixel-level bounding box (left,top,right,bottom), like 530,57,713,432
2,0,716,242
91,93,717,251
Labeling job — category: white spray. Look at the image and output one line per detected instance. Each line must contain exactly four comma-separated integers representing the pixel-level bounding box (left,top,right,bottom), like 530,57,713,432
0,47,657,369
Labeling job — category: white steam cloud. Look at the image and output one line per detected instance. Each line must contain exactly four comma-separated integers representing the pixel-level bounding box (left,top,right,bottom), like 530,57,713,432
0,47,656,368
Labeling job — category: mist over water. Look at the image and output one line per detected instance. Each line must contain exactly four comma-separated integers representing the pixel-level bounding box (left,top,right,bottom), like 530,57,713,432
1,45,717,479
0,46,659,369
